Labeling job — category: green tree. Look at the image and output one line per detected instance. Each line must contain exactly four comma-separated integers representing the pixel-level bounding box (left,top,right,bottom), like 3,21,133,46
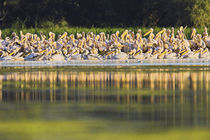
191,0,210,27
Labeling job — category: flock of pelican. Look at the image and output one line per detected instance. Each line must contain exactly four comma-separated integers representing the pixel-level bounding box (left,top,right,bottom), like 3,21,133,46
0,26,209,61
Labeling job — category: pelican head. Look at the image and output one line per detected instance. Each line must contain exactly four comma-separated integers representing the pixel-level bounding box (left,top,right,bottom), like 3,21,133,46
116,31,120,37
197,34,202,40
60,32,67,40
171,27,175,35
77,33,83,39
137,29,142,37
180,26,184,32
82,32,86,38
144,28,153,37
12,32,17,37
136,33,140,40
191,28,196,39
121,30,128,41
203,27,208,37
156,28,166,37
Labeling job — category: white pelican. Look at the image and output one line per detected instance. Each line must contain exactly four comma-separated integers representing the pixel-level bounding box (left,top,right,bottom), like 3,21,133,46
203,27,210,49
132,49,145,60
164,49,177,59
199,49,210,59
69,48,83,60
111,48,128,60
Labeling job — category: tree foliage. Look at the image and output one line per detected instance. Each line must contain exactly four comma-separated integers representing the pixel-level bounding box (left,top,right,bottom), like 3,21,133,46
0,0,209,28
190,0,210,27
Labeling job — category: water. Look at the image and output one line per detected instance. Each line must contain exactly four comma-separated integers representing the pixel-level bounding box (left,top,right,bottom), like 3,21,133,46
0,59,209,67
0,66,209,140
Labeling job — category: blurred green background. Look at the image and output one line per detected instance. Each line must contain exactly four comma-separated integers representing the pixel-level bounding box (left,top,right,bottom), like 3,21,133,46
0,0,209,29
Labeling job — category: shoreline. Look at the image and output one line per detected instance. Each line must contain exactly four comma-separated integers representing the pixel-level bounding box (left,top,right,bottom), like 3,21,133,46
0,59,209,67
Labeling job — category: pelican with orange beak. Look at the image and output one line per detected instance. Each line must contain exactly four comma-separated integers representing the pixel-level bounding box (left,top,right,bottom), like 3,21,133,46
144,28,153,37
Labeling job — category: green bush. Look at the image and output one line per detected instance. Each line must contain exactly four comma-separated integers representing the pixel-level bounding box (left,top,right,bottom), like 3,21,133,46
190,0,210,27
0,27,208,39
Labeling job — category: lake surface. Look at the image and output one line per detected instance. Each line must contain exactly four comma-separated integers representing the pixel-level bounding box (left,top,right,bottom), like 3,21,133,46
0,66,209,140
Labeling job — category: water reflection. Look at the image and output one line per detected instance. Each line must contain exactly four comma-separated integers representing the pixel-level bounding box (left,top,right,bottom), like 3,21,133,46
0,67,209,132
0,68,209,104
0,67,210,140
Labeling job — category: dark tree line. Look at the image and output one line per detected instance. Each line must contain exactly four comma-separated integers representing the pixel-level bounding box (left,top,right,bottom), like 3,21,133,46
0,0,209,28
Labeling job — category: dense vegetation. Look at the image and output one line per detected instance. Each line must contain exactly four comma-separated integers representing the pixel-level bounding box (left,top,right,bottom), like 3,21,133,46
0,0,209,28
0,27,209,39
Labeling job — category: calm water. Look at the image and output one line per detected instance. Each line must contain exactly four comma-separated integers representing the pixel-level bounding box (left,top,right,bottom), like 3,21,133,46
0,66,209,140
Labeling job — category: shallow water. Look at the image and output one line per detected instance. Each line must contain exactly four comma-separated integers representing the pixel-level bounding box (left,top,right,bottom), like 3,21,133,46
0,66,209,140
0,59,209,67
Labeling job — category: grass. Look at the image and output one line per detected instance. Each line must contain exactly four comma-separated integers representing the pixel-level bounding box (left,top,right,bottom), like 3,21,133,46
1,26,209,39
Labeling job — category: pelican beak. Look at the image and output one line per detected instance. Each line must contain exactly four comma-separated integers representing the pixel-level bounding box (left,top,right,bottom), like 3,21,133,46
191,29,196,38
60,32,67,39
121,30,128,40
106,50,115,56
156,29,165,36
180,49,186,54
183,26,187,31
20,37,26,44
153,50,159,55
116,31,119,37
146,49,152,54
70,35,73,40
128,50,134,55
9,51,15,56
46,50,52,56
134,50,141,56
201,49,208,55
194,49,201,54
67,50,73,55
73,50,78,55
159,50,167,57
40,50,46,54
181,50,188,56
144,29,152,37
